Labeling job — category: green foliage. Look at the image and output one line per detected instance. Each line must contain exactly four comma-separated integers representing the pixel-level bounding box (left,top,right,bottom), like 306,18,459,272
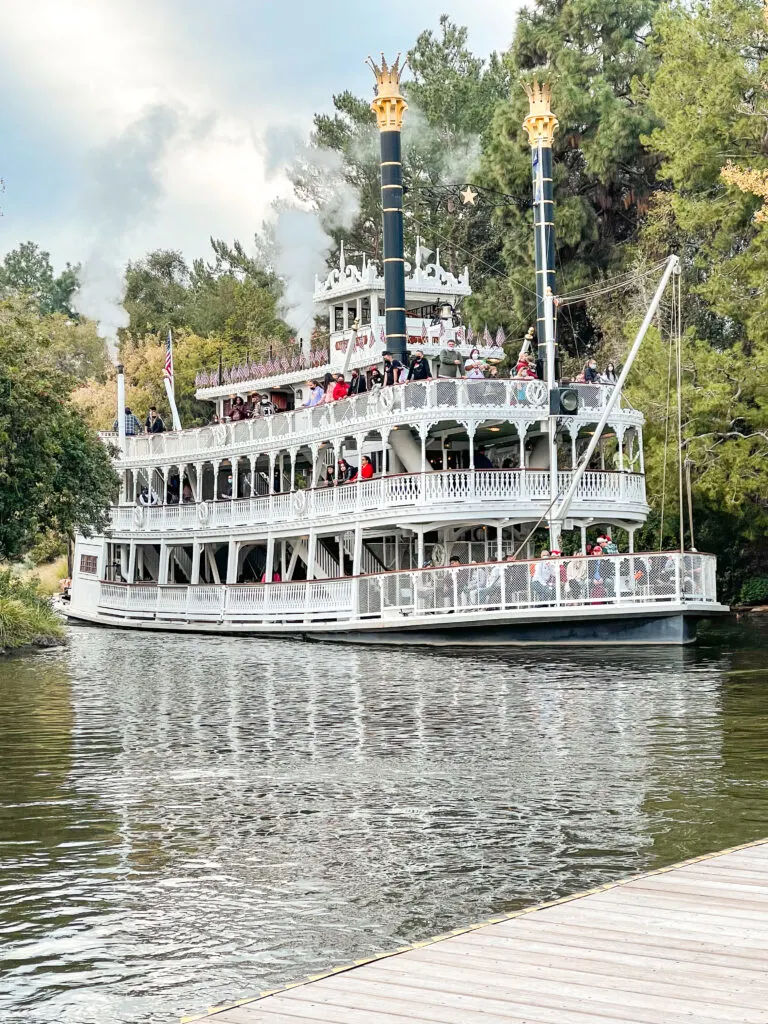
0,241,80,316
476,0,663,349
27,532,67,566
739,577,768,607
0,300,119,561
0,596,63,650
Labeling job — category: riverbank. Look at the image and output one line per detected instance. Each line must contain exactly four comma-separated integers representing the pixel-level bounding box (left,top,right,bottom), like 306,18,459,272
0,566,65,653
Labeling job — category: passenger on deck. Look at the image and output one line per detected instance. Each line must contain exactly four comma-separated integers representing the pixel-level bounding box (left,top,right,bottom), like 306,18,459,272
182,482,194,503
138,486,160,506
583,359,600,383
369,366,384,389
359,455,374,480
303,381,324,407
513,353,536,379
114,407,143,435
438,339,462,378
258,393,275,416
601,362,618,385
230,397,247,421
474,446,493,469
382,351,403,386
407,349,431,381
145,407,165,433
337,458,354,483
532,550,555,601
332,374,349,401
322,466,336,487
348,368,367,395
464,348,486,378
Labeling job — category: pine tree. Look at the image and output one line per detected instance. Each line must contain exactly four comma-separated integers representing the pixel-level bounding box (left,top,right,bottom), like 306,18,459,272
473,0,663,351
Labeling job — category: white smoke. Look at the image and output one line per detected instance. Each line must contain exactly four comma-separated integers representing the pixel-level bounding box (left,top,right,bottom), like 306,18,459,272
263,128,360,334
73,104,181,359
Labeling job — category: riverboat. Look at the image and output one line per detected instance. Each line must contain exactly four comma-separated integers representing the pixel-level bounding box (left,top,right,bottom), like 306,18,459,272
67,61,726,645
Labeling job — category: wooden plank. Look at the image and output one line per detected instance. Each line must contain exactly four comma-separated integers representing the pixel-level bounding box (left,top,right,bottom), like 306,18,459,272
196,840,768,1024
362,945,768,1010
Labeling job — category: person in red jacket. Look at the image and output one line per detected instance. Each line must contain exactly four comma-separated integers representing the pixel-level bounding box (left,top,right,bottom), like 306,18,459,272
332,374,349,400
359,455,374,479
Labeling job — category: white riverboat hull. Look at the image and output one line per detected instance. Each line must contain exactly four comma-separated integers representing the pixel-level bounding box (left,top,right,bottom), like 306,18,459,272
66,598,727,646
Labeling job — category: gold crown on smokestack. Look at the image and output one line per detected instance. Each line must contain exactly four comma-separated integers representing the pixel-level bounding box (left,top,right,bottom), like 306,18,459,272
367,52,408,131
523,80,559,147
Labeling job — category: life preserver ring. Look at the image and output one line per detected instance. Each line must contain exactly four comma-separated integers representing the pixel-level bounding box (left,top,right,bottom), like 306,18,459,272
292,489,307,515
525,379,547,406
197,500,210,524
380,387,395,411
133,505,145,528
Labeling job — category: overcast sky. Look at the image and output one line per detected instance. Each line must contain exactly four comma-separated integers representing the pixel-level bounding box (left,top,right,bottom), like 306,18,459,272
0,0,524,274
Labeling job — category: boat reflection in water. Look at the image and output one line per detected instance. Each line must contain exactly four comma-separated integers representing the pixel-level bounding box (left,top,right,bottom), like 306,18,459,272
1,623,765,1023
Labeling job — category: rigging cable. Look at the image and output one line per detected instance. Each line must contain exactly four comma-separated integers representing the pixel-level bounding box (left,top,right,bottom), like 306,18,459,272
676,268,685,555
659,287,675,550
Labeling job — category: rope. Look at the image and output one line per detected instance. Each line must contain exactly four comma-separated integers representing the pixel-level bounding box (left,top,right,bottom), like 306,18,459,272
676,270,685,554
558,260,669,306
659,287,675,550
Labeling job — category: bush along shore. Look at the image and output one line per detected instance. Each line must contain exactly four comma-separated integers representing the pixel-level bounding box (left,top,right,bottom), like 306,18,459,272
0,570,64,653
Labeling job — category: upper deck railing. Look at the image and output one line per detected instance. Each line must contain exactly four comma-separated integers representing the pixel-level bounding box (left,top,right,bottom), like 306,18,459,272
110,468,648,535
103,380,642,466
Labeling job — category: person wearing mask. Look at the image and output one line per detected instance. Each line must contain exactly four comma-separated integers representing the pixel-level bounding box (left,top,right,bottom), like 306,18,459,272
114,407,143,435
584,359,600,383
145,407,165,433
438,338,462,378
369,366,384,389
359,455,374,480
532,550,556,602
407,349,431,381
348,368,367,395
303,380,324,408
332,374,349,401
382,351,403,386
464,347,486,379
600,362,618,385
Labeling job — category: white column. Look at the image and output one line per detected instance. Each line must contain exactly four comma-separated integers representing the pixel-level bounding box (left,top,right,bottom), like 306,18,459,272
265,535,275,582
466,423,476,470
352,523,363,576
162,466,170,504
194,463,203,501
191,541,202,585
416,528,425,568
213,460,221,499
420,428,427,473
289,449,297,491
628,528,635,553
638,427,645,474
580,524,587,554
570,430,577,470
137,546,145,581
226,540,239,584
268,453,276,494
120,544,129,579
496,525,503,561
158,541,169,585
231,457,240,500
307,530,317,581
127,542,137,583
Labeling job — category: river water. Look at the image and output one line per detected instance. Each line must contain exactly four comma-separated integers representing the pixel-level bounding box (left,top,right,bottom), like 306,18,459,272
0,619,766,1024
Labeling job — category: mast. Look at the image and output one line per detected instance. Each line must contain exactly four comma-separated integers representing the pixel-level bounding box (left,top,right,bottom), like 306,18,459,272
368,53,408,366
523,81,560,550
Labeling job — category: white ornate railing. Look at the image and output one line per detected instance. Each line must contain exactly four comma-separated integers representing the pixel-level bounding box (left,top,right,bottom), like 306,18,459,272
109,469,647,535
97,552,718,625
108,380,640,465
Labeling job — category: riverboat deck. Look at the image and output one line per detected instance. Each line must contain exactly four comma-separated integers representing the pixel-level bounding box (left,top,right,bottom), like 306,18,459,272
183,838,768,1024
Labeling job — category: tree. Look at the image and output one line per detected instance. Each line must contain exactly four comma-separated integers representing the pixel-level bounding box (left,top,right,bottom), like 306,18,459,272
474,0,663,350
0,300,119,560
0,241,80,316
309,18,510,291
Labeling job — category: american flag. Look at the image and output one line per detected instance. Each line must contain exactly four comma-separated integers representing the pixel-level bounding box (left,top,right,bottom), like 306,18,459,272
467,326,474,345
495,326,506,348
380,326,386,347
483,324,493,347
164,329,174,385
421,320,428,342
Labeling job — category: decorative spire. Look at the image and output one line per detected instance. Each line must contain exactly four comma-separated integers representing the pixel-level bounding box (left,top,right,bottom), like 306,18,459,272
367,52,408,131
523,80,559,147
339,239,346,272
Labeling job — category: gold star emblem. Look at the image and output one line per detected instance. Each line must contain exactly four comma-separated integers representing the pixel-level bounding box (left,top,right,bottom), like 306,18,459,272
460,185,477,206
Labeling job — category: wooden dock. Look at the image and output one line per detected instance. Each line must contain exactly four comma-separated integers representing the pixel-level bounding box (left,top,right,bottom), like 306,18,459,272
184,839,768,1024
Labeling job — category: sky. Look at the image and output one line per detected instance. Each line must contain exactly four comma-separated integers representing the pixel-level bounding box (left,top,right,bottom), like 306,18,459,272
0,1,525,339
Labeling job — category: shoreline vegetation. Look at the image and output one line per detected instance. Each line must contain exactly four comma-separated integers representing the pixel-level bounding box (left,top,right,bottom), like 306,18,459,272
0,563,66,654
